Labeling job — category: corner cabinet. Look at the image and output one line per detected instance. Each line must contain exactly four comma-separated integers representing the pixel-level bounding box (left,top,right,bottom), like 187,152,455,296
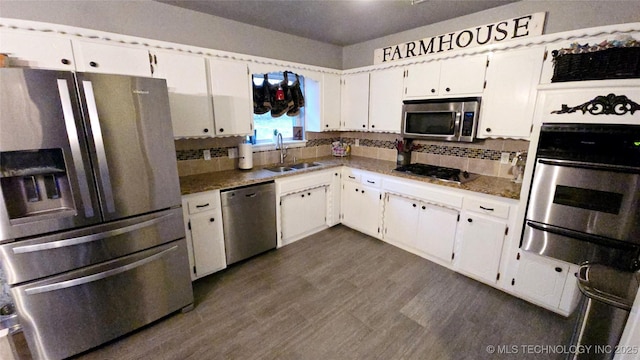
477,47,544,138
454,196,511,285
341,168,382,238
72,40,152,77
341,72,370,130
0,29,76,70
181,190,226,280
305,72,342,131
368,67,404,132
150,50,213,138
208,58,254,136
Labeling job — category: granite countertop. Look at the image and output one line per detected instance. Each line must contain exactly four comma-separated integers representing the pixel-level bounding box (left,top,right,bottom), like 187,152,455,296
179,156,523,200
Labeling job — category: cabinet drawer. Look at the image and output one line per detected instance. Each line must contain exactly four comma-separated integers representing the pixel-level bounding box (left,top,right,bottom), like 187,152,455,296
463,197,510,219
362,174,381,188
343,168,361,183
184,191,221,215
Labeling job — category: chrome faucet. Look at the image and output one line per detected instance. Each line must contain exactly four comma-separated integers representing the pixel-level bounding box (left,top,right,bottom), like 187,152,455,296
276,132,287,164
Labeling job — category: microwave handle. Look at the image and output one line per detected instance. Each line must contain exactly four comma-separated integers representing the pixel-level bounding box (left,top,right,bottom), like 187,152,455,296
454,111,462,138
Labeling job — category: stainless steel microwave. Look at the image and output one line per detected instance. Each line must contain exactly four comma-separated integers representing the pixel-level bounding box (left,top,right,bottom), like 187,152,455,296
401,98,481,142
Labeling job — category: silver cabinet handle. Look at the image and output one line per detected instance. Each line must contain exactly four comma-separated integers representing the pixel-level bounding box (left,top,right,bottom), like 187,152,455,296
13,213,172,254
24,245,177,295
57,79,94,218
82,80,115,213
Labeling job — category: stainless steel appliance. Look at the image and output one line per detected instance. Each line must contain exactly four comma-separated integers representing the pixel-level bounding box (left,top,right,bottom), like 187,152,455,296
394,163,479,184
221,182,276,265
522,123,640,270
401,98,480,142
0,68,193,360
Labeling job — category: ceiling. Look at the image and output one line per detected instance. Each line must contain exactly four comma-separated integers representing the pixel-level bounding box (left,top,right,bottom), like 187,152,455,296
156,0,520,46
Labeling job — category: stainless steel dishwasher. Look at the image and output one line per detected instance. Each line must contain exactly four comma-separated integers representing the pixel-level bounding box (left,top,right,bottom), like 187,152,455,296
221,182,277,265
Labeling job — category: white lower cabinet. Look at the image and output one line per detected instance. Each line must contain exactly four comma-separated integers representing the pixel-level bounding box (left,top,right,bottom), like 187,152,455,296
182,190,226,280
510,251,581,315
342,169,382,238
276,169,337,247
383,193,459,263
455,196,512,285
281,186,327,246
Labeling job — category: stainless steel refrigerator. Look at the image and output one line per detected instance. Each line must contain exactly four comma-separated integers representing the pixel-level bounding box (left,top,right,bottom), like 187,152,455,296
0,68,193,360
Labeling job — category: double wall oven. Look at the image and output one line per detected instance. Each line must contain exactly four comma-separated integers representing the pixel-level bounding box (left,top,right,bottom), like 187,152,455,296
522,123,640,271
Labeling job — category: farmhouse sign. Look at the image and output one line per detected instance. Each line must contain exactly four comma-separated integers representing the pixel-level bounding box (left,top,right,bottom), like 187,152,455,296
374,12,546,64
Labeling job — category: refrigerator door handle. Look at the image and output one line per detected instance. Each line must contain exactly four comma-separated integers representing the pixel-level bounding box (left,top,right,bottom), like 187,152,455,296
82,80,116,214
23,245,178,295
12,213,173,254
56,79,95,218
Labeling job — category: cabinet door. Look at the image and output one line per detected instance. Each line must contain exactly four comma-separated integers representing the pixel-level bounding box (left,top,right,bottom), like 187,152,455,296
403,62,441,99
512,252,568,308
208,59,253,136
359,185,382,237
152,51,214,138
384,194,419,248
72,40,152,77
341,181,361,229
323,73,342,130
305,72,341,132
341,73,370,130
369,68,404,132
478,47,544,138
189,210,226,277
417,204,458,263
456,213,506,284
281,187,327,245
439,55,487,96
328,170,342,226
0,30,75,70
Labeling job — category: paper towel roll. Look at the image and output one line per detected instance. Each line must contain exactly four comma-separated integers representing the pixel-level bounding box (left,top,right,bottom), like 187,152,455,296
238,143,253,170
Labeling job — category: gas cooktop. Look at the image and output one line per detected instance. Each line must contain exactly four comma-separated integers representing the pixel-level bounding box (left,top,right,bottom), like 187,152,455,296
394,163,479,184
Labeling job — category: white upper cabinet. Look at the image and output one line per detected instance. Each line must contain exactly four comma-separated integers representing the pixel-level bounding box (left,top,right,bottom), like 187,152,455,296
341,72,370,130
403,61,441,99
305,72,341,132
403,55,487,99
72,40,152,77
478,47,544,139
368,67,404,132
0,30,75,71
150,50,213,138
208,58,253,136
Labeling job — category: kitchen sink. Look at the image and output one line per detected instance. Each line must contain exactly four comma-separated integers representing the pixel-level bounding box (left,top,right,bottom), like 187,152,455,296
265,166,294,173
290,162,320,169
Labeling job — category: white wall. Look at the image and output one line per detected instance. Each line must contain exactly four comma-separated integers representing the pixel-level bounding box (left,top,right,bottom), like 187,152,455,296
342,0,640,69
0,0,343,69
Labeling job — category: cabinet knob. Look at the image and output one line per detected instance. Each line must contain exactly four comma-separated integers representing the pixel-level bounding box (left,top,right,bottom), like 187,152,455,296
219,128,224,133
430,88,436,93
467,218,473,223
361,190,365,194
209,218,215,222
362,124,366,128
89,61,98,68
301,194,305,198
308,192,311,196
486,128,492,133
325,124,329,128
412,204,417,207
371,124,375,128
203,128,209,133
445,87,451,92
555,267,563,273
421,205,426,210
355,188,359,192
334,173,338,176
61,58,70,65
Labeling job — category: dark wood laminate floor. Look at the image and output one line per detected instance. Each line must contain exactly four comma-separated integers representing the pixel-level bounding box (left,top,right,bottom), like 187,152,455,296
70,225,577,360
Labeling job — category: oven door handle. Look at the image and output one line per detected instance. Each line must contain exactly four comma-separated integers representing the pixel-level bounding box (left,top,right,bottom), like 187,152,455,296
525,221,636,250
538,158,640,174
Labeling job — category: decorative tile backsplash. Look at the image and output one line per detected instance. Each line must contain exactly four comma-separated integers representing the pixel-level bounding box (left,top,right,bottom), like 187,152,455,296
175,131,529,179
